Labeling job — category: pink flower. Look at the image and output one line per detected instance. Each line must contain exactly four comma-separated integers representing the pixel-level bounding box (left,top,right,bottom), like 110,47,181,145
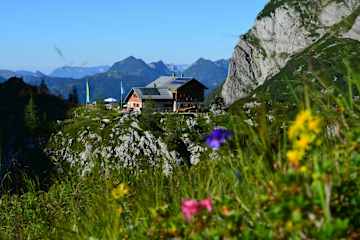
199,198,213,212
181,199,199,221
181,197,213,221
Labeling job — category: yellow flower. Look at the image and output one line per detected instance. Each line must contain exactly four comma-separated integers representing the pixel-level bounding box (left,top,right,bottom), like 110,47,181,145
287,109,322,171
296,110,311,125
308,117,321,133
111,183,129,199
296,134,311,151
288,122,302,140
287,150,302,167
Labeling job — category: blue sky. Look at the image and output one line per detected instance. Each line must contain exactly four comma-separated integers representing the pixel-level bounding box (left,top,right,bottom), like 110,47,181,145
1,0,267,73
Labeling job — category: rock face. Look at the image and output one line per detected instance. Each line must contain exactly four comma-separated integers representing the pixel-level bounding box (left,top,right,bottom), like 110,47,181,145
343,16,360,40
222,0,360,106
45,112,211,176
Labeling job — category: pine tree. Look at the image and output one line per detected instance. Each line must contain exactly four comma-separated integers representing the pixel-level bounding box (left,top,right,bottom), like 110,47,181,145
24,95,39,134
39,79,49,94
68,86,79,106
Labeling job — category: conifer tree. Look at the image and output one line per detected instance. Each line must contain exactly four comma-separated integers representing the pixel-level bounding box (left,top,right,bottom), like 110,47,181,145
24,95,39,134
68,86,79,106
39,79,49,94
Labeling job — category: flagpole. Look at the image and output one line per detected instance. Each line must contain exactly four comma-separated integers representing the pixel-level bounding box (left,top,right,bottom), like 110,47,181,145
86,79,90,106
120,78,123,108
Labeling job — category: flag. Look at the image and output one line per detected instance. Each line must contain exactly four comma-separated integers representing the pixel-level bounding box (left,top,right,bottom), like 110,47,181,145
86,80,90,104
120,79,124,106
120,78,124,96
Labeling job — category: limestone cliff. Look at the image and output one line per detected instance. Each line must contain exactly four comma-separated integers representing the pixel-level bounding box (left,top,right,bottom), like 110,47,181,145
222,0,360,105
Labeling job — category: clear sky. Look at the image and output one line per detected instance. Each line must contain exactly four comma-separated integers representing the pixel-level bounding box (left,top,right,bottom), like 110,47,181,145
1,0,267,73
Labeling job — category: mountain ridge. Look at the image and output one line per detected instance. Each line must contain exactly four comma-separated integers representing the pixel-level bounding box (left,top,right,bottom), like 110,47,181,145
50,65,110,79
0,57,229,101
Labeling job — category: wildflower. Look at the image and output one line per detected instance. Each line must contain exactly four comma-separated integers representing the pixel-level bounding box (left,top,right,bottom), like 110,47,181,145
287,150,302,167
287,109,322,170
199,198,213,212
297,110,311,124
181,199,199,221
308,118,320,133
288,110,311,140
206,128,232,150
288,124,301,140
221,206,231,217
296,134,311,150
111,183,129,199
181,197,213,221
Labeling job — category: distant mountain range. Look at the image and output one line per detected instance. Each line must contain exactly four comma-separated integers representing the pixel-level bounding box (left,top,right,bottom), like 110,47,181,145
50,66,110,79
166,64,190,74
0,57,229,102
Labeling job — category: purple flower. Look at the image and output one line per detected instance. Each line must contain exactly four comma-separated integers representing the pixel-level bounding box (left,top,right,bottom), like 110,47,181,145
205,128,232,150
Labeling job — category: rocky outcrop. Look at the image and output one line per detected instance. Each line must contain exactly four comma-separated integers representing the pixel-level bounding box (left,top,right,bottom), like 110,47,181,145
45,113,213,176
343,16,360,40
319,0,358,27
46,115,176,176
222,0,360,105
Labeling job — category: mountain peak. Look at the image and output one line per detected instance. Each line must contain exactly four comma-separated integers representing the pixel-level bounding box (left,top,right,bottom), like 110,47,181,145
196,58,211,63
192,58,216,67
148,61,170,75
125,55,136,60
109,56,159,79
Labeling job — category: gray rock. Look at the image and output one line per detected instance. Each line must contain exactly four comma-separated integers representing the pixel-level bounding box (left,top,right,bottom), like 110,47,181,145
46,113,213,176
342,16,360,40
222,0,360,106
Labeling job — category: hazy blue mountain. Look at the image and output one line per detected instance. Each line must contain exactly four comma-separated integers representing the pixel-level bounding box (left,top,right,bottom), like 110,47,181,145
148,61,171,75
108,56,159,79
0,56,228,102
166,64,190,74
0,70,17,79
183,58,229,91
50,65,110,79
0,70,47,85
15,70,43,77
